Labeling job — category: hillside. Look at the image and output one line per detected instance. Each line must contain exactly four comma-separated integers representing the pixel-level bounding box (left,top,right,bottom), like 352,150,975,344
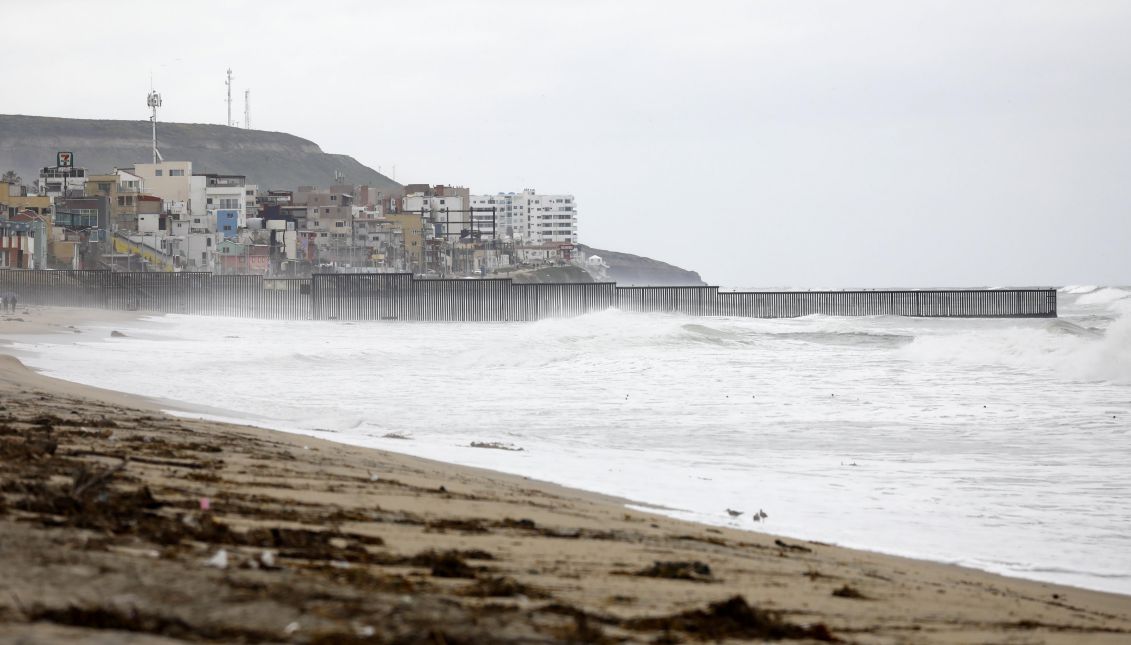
0,114,399,191
578,243,706,286
1,114,706,284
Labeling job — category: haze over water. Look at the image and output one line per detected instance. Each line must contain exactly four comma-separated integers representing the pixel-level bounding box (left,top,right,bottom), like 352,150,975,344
20,286,1131,594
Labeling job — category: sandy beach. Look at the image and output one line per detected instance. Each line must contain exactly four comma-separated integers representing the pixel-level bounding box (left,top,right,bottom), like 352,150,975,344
1,307,1129,643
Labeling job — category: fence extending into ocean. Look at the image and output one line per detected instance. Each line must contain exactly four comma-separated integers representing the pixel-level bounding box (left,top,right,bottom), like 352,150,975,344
0,270,1057,321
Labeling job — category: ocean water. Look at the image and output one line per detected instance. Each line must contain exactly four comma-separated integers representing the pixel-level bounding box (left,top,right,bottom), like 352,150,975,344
16,286,1131,595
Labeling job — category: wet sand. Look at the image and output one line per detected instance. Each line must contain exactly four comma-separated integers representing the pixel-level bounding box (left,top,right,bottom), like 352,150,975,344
1,306,1129,643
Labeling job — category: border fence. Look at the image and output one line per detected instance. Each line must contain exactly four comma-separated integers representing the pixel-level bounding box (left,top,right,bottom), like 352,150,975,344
0,270,1057,321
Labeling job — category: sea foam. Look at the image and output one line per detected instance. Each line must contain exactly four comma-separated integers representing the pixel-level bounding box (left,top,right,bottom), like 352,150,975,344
15,289,1131,595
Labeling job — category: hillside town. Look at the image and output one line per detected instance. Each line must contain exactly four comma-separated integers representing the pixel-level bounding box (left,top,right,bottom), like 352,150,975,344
0,156,599,279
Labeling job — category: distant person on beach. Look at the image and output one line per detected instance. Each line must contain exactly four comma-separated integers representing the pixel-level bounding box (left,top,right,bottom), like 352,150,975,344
0,292,15,312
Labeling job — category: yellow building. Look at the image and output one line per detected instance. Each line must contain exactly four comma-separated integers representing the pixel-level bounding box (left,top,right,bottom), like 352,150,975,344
85,172,144,232
385,212,426,272
2,180,53,219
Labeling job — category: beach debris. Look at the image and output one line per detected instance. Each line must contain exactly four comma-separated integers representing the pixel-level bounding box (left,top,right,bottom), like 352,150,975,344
501,517,537,530
284,621,300,635
260,550,277,569
726,508,743,518
459,576,549,598
110,330,127,338
429,552,478,578
427,517,489,534
0,431,58,461
70,460,129,499
633,560,715,583
367,470,380,482
381,431,412,440
752,509,768,522
205,549,229,569
831,584,869,599
774,539,812,553
624,595,834,641
354,624,376,638
469,441,524,451
199,497,211,511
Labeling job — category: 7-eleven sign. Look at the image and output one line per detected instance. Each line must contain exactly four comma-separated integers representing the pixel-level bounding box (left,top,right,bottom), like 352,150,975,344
57,151,74,168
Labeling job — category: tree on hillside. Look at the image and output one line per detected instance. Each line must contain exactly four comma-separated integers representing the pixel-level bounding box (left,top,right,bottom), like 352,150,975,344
1,170,21,186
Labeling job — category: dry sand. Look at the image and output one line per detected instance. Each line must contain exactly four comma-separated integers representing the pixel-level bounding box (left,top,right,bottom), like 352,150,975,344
0,306,1128,644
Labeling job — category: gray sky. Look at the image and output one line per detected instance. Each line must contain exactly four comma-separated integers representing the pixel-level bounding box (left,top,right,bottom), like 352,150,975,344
5,0,1129,287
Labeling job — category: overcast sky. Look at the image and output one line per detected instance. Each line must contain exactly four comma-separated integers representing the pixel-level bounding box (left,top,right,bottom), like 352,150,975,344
4,0,1129,287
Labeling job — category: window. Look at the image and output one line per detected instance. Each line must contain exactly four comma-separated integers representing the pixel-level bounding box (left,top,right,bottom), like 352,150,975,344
154,169,164,176
98,182,112,192
335,221,345,228
169,169,185,177
206,238,212,247
206,198,213,205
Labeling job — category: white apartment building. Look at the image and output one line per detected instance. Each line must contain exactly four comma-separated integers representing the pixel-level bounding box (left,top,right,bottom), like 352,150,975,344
403,193,465,239
199,174,247,226
469,193,518,239
244,184,258,216
470,189,576,244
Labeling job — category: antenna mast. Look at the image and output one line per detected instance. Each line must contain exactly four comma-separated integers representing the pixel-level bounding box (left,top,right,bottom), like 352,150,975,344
147,89,163,163
225,68,234,126
244,89,250,129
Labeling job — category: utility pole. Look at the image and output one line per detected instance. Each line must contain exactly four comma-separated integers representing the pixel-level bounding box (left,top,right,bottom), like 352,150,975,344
147,89,163,163
225,68,234,126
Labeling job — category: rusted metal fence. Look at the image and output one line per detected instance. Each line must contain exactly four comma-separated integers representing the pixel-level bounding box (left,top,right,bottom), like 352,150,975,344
0,269,1057,321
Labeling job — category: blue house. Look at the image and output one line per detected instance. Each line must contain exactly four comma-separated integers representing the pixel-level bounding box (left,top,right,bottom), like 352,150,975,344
216,209,239,239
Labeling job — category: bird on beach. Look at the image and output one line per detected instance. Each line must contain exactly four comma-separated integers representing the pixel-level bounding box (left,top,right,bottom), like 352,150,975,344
726,508,743,518
752,509,768,522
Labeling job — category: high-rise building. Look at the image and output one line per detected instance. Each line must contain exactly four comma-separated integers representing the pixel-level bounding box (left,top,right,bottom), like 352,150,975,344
469,188,576,244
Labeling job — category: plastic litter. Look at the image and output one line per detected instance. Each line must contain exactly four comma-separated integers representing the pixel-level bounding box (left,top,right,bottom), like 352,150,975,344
205,549,228,569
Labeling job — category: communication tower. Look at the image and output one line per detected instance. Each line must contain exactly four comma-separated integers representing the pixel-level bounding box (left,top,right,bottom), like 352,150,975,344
147,89,163,163
225,68,234,126
244,89,250,129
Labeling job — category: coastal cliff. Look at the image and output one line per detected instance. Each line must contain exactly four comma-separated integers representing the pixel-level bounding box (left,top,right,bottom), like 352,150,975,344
578,243,706,286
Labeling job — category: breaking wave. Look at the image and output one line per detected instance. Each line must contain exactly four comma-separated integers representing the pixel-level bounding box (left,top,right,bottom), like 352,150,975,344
900,299,1131,385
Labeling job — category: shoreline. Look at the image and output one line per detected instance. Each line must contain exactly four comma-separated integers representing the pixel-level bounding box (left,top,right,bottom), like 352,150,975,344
1,306,1129,642
13,307,1128,596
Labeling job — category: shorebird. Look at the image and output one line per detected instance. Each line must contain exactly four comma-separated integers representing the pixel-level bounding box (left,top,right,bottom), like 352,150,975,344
752,509,768,522
726,508,743,518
